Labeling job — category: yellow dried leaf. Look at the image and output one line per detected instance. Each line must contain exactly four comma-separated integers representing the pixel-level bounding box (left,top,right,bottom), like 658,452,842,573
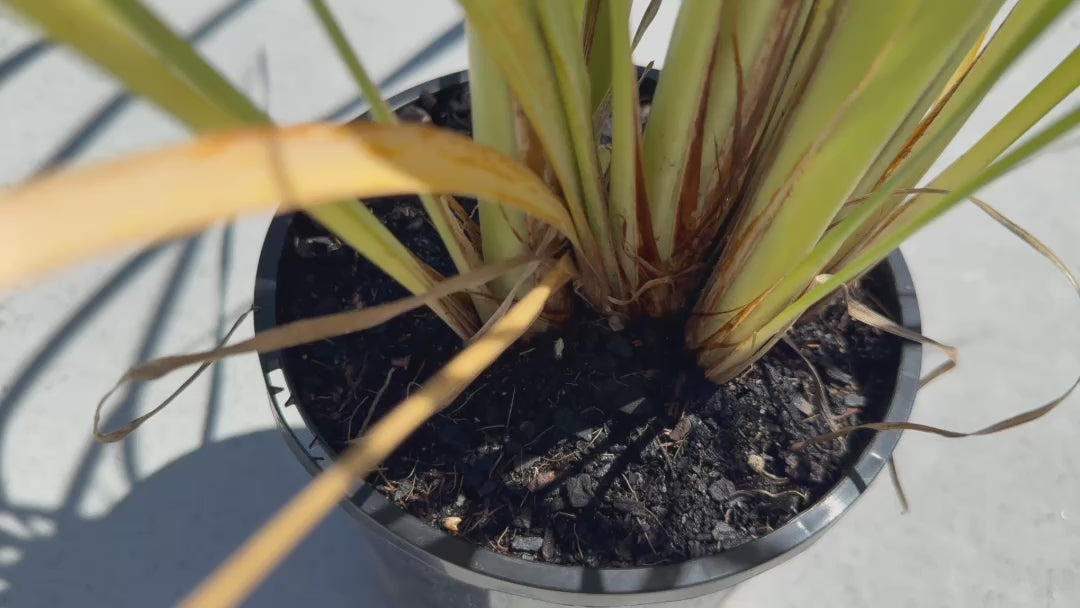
0,123,576,287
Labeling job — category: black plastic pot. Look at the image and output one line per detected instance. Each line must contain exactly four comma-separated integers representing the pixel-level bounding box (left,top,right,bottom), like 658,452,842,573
253,71,923,607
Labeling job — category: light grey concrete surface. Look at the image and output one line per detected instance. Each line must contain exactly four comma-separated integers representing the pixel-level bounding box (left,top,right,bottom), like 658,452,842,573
0,1,1078,606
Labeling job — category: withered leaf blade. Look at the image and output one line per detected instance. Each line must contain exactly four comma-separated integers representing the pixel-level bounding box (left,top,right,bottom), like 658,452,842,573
796,197,1079,450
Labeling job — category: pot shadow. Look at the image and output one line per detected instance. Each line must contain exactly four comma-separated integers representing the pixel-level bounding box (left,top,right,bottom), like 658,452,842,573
0,430,389,608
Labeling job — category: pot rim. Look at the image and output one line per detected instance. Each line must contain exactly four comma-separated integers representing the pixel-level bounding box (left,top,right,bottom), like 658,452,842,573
253,70,922,606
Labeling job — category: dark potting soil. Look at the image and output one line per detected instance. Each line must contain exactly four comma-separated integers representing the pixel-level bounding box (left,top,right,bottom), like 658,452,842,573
274,83,903,567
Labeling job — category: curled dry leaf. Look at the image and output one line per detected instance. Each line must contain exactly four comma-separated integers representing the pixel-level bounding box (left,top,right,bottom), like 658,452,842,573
747,453,787,482
668,416,692,442
442,516,463,533
528,470,557,493
796,197,1080,450
93,258,536,444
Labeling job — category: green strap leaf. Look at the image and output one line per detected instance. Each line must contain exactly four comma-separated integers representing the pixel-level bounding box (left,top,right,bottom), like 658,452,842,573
460,0,610,300
767,98,1080,338
641,0,725,260
691,0,1002,351
604,0,646,287
308,0,481,276
467,24,533,302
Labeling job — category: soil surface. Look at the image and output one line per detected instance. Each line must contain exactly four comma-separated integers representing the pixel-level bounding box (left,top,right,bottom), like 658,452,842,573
274,83,902,567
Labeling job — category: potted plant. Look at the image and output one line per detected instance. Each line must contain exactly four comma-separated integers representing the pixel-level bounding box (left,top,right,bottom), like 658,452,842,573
0,1,1077,607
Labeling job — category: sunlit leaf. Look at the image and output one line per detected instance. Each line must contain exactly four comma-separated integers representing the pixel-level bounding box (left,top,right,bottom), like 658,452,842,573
642,0,725,260
691,0,1010,360
765,102,1080,339
0,123,577,287
308,0,481,275
8,0,482,333
537,0,622,293
467,25,534,303
604,0,647,287
458,0,607,289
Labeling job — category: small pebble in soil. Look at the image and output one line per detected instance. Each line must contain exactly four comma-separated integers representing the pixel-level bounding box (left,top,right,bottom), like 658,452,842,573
843,394,867,408
541,529,557,560
512,536,545,553
784,453,805,478
397,104,432,124
793,396,815,416
566,474,594,508
708,478,737,503
454,494,466,507
545,494,566,512
747,454,768,475
607,315,626,332
826,368,856,387
511,508,533,529
711,522,746,550
618,396,653,418
669,416,693,441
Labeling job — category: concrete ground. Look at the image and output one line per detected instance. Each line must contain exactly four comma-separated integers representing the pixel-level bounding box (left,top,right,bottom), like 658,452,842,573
1,1,1078,606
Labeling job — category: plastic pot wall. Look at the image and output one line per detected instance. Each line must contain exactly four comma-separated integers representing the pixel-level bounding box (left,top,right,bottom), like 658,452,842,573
253,70,922,607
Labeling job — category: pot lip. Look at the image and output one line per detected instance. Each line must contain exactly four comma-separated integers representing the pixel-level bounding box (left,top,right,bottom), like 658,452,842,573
253,70,923,604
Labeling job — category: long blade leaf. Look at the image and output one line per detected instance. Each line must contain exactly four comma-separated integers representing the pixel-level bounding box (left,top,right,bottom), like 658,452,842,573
605,0,645,286
0,123,577,286
765,102,1080,337
9,0,478,333
642,0,725,259
308,0,480,275
830,0,1070,267
691,0,1002,355
537,0,622,293
713,4,1076,369
467,25,533,302
458,0,606,288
